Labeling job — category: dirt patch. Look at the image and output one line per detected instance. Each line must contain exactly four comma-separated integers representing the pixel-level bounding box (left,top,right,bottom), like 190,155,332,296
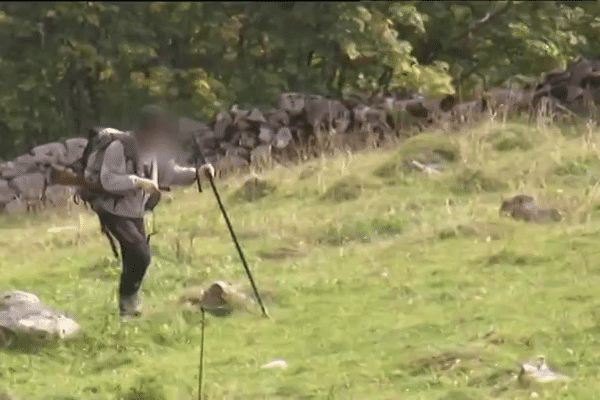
257,245,307,260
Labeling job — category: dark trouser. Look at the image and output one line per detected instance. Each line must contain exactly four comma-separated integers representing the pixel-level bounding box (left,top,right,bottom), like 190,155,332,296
97,212,151,298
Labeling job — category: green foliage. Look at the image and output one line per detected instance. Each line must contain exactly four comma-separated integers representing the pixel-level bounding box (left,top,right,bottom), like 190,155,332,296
0,2,599,157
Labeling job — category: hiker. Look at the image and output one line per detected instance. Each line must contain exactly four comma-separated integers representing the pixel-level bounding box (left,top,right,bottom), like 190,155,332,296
88,105,214,318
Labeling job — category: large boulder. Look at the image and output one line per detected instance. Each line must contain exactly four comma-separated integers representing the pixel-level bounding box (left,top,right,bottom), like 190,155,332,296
0,289,80,347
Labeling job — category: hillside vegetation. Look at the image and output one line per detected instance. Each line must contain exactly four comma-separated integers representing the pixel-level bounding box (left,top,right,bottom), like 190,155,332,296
2,118,600,399
2,2,600,156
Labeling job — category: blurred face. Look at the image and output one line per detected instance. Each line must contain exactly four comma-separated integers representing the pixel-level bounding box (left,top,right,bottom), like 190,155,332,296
135,117,166,147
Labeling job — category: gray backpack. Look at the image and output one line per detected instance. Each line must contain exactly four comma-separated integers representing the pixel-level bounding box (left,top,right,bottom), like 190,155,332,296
70,127,140,207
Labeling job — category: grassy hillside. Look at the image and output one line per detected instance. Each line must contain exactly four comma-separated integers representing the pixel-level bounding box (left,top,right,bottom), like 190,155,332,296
3,117,600,399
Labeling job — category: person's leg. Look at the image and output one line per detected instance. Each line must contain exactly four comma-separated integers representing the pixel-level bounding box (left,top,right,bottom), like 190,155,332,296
97,212,151,316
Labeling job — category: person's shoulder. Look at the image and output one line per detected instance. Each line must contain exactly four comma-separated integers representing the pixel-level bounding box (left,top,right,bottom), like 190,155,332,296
102,139,127,161
106,139,125,151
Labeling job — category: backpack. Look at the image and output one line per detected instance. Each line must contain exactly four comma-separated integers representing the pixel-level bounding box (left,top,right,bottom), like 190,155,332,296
69,127,140,208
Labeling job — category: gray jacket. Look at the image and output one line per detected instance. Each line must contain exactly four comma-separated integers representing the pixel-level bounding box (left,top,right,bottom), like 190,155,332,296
89,140,196,218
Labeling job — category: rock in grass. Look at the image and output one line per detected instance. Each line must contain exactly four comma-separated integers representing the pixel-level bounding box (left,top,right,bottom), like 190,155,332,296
0,290,80,347
261,359,288,369
180,281,254,317
499,195,562,222
518,356,570,387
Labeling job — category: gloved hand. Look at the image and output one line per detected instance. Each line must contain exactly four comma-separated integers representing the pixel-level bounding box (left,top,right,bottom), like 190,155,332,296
197,163,215,180
134,177,160,195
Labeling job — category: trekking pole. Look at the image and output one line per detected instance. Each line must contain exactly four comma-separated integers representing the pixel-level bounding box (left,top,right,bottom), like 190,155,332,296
198,306,206,400
194,138,270,318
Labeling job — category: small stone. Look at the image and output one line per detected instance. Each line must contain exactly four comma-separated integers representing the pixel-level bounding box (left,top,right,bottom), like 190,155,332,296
261,359,288,369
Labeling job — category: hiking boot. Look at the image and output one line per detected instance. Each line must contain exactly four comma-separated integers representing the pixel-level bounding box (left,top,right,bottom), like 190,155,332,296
119,292,143,318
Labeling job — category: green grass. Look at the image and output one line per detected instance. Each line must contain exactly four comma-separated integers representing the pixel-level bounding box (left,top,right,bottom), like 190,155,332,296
4,118,600,399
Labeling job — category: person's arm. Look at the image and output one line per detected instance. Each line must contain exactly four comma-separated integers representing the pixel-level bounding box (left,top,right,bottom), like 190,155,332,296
100,141,144,193
159,159,197,186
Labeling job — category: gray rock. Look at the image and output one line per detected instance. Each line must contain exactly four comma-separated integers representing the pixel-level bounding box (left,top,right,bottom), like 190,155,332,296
30,142,68,166
9,172,45,200
265,109,289,128
220,141,235,152
233,117,252,131
258,125,274,143
0,180,17,206
518,357,569,387
64,138,88,165
245,108,267,124
43,185,75,209
213,111,232,139
277,92,305,115
230,105,250,119
4,198,25,214
250,145,273,171
274,127,293,149
239,131,258,149
305,98,351,133
225,146,250,159
214,154,249,177
0,289,80,346
1,155,38,179
180,281,254,317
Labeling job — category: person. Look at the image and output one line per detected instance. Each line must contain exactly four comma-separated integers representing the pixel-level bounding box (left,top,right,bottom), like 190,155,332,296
89,105,214,318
